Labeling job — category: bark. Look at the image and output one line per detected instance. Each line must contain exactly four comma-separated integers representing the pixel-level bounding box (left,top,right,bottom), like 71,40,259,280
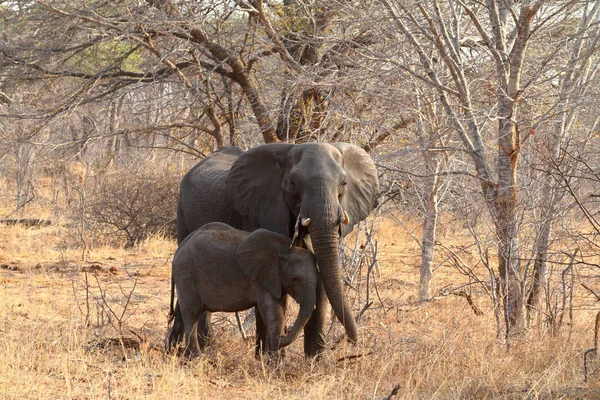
189,28,279,144
205,103,224,149
418,172,440,301
492,2,542,336
415,92,444,302
528,218,551,324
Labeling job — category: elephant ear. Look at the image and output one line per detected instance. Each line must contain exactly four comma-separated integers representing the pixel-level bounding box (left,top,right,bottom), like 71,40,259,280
237,229,292,299
227,143,295,235
330,143,380,236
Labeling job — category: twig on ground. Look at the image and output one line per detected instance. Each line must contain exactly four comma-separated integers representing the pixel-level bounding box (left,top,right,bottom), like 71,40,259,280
382,384,401,400
453,290,484,316
410,284,485,316
336,351,374,363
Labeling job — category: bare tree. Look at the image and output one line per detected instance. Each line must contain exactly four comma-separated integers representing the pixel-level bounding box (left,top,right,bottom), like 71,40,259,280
372,0,600,336
526,1,600,323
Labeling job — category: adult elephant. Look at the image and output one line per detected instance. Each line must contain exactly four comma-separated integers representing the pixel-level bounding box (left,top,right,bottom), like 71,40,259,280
175,142,379,356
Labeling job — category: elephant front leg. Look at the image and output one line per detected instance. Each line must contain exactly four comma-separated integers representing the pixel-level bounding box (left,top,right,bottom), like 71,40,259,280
303,279,327,357
254,307,266,357
255,297,288,357
256,295,286,357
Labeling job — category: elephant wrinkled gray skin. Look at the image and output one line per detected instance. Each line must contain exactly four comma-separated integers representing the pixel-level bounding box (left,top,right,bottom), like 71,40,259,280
167,222,318,358
173,143,379,356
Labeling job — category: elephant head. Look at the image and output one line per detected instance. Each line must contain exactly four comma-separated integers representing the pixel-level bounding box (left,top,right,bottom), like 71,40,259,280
237,229,318,348
227,143,379,343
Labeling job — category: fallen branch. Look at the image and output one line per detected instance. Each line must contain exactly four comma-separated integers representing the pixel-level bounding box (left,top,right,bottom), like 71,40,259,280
409,285,485,316
382,384,401,400
87,336,141,351
0,218,52,227
336,351,374,363
453,290,484,316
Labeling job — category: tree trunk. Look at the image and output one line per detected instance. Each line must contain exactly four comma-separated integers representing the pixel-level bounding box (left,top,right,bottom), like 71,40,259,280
418,166,440,301
495,94,525,335
189,28,279,144
487,1,542,337
528,218,551,324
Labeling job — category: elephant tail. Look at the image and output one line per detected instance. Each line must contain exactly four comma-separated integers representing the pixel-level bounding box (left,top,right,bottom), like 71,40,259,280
168,275,175,324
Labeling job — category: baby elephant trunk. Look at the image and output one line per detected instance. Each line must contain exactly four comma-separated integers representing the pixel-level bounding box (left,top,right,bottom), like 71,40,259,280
277,290,317,349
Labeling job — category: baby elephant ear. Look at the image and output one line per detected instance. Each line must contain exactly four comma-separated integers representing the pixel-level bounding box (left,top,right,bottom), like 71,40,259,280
237,229,292,299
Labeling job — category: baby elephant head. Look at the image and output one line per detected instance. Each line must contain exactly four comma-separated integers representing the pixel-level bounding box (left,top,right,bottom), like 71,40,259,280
237,229,318,349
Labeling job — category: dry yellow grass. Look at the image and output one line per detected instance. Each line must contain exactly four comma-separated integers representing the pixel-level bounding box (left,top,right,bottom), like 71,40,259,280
1,215,599,399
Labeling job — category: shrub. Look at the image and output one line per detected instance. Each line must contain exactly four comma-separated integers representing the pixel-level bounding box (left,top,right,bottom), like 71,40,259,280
86,166,178,247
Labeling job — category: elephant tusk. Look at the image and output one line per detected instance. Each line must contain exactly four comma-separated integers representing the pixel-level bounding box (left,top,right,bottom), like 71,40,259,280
342,211,350,225
290,215,301,249
301,217,311,227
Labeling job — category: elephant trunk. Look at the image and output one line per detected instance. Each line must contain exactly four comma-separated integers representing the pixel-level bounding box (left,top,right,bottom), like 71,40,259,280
277,290,316,349
309,224,358,343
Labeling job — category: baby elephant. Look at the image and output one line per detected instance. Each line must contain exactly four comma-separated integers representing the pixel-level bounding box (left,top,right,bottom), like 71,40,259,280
167,222,318,358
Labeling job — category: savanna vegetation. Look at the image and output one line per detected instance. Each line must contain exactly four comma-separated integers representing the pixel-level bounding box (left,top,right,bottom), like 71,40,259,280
1,0,599,398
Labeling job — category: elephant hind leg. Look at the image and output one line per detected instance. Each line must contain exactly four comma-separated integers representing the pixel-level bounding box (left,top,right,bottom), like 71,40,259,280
197,311,213,350
166,302,185,354
182,306,204,358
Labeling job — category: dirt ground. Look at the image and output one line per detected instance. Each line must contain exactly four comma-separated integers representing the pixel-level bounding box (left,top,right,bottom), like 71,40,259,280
1,217,599,399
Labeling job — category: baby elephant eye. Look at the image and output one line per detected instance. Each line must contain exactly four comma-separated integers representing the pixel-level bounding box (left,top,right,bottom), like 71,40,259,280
291,275,299,282
342,181,347,186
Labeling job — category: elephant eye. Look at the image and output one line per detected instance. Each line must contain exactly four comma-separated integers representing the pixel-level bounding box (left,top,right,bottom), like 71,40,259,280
289,179,296,187
339,181,347,197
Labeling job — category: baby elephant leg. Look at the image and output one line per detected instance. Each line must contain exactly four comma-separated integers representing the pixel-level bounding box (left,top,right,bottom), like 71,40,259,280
255,297,288,356
256,294,286,355
166,302,185,354
197,311,213,350
182,306,203,358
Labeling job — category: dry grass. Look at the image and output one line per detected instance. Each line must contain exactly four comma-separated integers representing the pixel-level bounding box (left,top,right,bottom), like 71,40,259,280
1,215,599,399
